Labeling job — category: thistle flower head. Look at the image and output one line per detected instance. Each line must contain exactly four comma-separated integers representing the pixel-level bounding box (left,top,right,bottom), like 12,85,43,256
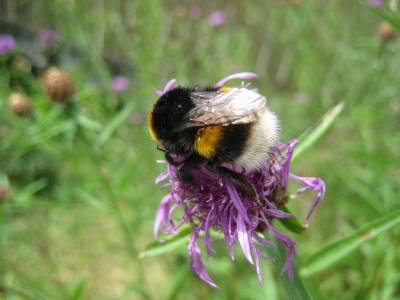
208,10,227,26
152,73,325,287
0,34,16,56
189,6,202,19
39,27,59,45
112,75,130,92
377,21,396,41
369,0,382,6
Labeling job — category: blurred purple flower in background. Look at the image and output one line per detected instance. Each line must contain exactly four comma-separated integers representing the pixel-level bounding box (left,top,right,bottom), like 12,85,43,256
369,0,382,6
208,10,227,26
0,34,17,55
112,75,130,92
131,112,145,124
189,6,202,19
152,73,325,287
40,27,59,45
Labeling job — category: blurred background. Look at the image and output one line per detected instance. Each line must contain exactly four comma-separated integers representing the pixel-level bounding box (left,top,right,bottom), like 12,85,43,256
0,0,399,299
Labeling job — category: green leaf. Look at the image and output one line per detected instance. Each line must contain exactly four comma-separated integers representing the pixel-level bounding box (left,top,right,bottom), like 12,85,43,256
139,224,192,258
69,279,86,300
76,190,117,215
292,102,345,163
13,179,48,203
0,282,38,300
302,209,400,276
166,265,192,300
76,114,102,131
265,234,313,300
366,6,400,31
278,206,306,234
94,100,137,149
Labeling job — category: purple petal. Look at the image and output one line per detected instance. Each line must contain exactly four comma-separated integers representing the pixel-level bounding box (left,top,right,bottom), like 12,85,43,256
215,72,258,87
266,220,296,281
278,139,298,187
203,209,217,254
155,171,169,184
189,235,219,288
237,213,254,264
163,79,177,93
252,232,277,248
266,209,294,219
290,174,326,227
226,180,251,224
249,237,262,284
154,193,174,239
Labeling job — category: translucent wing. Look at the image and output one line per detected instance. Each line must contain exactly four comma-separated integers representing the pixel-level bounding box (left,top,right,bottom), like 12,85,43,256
173,88,267,132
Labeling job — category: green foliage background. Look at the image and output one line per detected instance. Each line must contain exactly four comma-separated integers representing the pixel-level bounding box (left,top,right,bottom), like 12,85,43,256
0,0,399,299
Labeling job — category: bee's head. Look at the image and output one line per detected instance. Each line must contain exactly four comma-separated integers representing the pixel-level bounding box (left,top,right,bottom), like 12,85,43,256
148,86,195,144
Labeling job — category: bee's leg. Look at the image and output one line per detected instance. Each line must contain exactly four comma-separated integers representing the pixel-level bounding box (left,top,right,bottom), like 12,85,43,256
214,165,269,216
175,154,203,187
165,152,181,167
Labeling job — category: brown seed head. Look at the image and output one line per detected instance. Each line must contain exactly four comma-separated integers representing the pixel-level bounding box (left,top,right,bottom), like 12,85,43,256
0,186,9,202
377,21,396,41
41,67,76,102
13,55,30,70
8,93,33,116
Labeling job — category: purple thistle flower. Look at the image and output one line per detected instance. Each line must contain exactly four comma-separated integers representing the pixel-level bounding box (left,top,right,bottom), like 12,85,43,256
189,6,202,19
112,75,130,92
152,73,326,287
0,34,17,56
208,10,227,26
39,27,59,45
130,112,145,124
369,0,382,6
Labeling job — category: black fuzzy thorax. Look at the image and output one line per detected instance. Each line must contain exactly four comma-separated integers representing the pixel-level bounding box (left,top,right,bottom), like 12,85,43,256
151,86,199,154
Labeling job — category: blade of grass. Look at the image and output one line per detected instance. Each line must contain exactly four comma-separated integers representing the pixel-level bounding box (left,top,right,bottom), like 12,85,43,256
302,209,400,276
278,206,306,234
366,6,400,31
139,224,192,258
93,100,137,149
265,235,312,300
166,264,192,300
0,282,38,300
69,279,86,300
292,102,345,163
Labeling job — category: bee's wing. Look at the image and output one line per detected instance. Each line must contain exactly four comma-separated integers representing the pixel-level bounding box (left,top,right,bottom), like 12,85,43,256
173,88,266,132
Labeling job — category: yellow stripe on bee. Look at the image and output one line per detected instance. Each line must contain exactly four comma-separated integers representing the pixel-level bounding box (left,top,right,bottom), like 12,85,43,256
194,126,224,159
218,87,232,92
148,104,161,144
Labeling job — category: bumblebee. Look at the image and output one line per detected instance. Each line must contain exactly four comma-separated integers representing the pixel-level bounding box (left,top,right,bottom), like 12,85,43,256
148,85,279,211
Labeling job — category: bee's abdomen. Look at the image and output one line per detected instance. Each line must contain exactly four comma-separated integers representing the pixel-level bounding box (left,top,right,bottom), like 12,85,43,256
233,109,279,170
194,126,225,159
194,124,252,164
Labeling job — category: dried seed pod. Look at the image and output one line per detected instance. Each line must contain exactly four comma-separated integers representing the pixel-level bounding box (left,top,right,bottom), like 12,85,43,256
377,21,396,41
41,67,76,102
8,92,33,116
0,186,9,202
13,55,30,71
